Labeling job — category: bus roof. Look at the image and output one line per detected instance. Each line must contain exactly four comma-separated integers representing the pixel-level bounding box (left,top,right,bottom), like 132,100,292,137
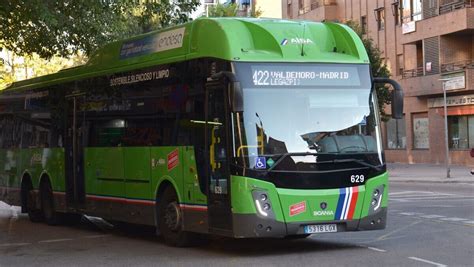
3,17,369,92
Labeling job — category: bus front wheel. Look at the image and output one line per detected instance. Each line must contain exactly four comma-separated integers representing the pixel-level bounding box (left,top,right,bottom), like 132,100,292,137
158,187,194,247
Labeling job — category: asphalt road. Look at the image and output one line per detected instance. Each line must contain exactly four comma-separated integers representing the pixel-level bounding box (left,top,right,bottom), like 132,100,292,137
1,182,473,267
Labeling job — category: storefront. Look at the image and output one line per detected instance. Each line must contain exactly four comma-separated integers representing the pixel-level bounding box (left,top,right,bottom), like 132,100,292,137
384,92,474,165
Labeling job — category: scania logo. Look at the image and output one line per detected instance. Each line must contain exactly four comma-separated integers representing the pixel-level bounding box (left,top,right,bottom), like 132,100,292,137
313,202,334,216
320,202,327,210
313,210,334,216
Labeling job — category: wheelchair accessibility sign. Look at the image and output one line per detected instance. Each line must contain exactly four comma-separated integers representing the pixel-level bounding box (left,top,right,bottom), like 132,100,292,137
255,157,267,169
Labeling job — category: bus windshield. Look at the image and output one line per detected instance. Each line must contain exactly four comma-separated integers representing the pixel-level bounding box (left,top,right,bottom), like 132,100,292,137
233,63,383,171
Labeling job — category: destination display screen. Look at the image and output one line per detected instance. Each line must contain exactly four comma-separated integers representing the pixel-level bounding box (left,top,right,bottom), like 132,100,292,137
234,63,371,89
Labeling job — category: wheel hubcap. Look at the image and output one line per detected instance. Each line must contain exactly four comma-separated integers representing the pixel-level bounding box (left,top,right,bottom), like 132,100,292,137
164,201,181,231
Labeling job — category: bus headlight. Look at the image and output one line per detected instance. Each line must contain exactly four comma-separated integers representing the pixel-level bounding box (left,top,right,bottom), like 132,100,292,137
252,190,275,218
369,186,384,215
373,189,380,197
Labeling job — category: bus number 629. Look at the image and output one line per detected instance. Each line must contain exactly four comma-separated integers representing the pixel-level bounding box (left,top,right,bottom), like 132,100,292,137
350,175,364,183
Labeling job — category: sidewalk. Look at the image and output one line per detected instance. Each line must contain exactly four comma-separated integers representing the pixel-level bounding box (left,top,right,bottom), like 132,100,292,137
388,163,474,183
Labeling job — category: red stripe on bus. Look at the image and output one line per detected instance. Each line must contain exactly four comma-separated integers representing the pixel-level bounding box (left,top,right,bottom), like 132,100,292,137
179,204,208,211
86,195,154,206
347,186,359,220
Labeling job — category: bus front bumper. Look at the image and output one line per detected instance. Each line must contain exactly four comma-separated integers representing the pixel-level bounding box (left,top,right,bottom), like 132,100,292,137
232,207,387,238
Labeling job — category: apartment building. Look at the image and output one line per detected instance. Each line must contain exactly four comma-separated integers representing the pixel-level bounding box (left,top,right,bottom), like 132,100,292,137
283,0,474,165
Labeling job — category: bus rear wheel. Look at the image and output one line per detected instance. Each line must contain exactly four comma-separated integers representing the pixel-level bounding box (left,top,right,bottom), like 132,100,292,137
26,189,43,223
158,187,195,247
40,181,60,225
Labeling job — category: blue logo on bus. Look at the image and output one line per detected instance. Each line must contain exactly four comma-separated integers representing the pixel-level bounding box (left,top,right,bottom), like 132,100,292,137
281,38,288,46
255,157,267,169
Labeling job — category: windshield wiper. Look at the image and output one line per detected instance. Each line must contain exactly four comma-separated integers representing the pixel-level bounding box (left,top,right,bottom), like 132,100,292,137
328,158,384,172
266,152,318,173
265,153,383,173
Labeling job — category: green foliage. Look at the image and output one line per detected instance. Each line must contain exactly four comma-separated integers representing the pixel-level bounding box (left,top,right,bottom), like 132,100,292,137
207,2,262,18
207,3,238,17
0,0,200,59
345,20,392,121
0,50,86,90
251,2,263,18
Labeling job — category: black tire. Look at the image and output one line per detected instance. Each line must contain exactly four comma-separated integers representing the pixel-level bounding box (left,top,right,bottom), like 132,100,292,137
26,189,43,223
158,187,195,247
60,213,83,225
40,180,60,225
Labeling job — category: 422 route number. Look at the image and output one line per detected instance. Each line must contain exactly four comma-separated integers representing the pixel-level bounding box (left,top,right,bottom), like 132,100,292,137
253,70,270,85
350,175,365,184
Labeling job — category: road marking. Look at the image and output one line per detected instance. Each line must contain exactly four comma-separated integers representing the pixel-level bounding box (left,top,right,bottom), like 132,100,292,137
462,220,474,225
419,215,446,219
391,196,472,201
389,191,445,196
38,238,74,243
408,257,447,267
0,243,31,247
83,234,110,239
376,220,421,241
439,217,468,222
399,212,424,216
367,247,386,252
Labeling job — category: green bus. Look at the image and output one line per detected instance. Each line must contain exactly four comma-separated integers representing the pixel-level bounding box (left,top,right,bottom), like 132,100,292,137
0,18,403,246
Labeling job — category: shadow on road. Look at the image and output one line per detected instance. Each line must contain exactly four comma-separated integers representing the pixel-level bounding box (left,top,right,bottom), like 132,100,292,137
1,206,362,257
195,236,363,257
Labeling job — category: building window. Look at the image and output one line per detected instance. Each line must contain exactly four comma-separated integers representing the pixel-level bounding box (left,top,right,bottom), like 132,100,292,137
428,0,436,9
386,116,406,149
413,114,429,149
287,1,292,18
392,2,400,25
298,0,306,14
361,16,367,34
402,0,422,23
397,54,404,76
376,9,385,31
448,115,474,149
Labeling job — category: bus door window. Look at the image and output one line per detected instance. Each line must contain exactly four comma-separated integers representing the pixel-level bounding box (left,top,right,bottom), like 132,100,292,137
207,87,229,195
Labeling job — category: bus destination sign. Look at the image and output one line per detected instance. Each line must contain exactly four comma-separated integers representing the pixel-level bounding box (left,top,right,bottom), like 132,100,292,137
250,65,361,87
234,63,370,89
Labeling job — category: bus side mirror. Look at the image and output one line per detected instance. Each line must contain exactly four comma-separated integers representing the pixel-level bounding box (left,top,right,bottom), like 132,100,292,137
391,89,404,119
373,78,404,119
233,81,243,112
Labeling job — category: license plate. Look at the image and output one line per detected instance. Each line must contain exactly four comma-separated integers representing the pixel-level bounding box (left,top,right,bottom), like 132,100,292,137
304,224,337,234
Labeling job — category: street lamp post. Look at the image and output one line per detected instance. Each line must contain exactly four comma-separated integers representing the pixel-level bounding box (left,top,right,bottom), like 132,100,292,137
440,79,451,178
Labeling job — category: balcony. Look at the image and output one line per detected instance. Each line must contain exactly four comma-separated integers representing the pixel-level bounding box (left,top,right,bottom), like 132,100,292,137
402,67,424,79
400,7,473,44
310,0,337,10
401,65,473,97
440,0,472,14
298,0,338,21
441,59,474,73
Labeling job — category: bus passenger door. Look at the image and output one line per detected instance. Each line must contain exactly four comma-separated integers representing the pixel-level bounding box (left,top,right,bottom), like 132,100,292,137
65,94,87,210
206,81,233,233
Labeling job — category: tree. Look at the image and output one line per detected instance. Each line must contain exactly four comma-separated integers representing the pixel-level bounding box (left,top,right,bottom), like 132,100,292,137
0,0,200,59
0,50,87,89
207,3,238,17
345,20,392,121
207,2,262,18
